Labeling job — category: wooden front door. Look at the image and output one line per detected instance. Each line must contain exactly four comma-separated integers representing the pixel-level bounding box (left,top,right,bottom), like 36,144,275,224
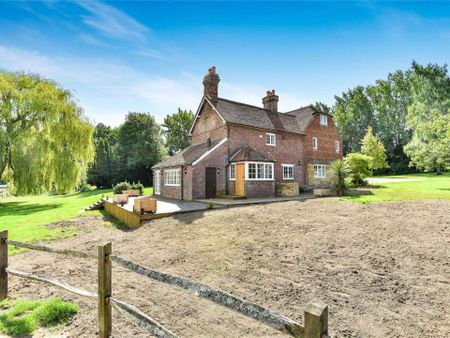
205,167,216,198
235,163,245,196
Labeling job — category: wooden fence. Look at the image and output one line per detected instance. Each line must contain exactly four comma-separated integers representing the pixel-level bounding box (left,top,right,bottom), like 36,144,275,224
104,201,142,228
0,230,330,338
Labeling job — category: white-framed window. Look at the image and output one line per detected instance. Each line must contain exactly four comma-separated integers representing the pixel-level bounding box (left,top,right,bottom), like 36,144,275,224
164,169,181,186
265,133,276,146
314,164,326,178
282,164,294,180
312,137,318,150
335,141,340,153
229,163,236,180
246,162,274,180
320,114,328,126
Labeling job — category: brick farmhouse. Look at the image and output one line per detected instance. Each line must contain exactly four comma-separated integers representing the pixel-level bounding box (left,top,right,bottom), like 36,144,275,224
152,67,342,200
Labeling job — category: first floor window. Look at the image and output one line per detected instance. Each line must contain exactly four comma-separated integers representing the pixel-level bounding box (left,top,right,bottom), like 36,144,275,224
335,140,340,153
313,164,326,178
247,162,273,180
312,137,318,150
164,169,181,186
320,114,328,126
229,164,236,180
282,164,294,180
266,133,276,146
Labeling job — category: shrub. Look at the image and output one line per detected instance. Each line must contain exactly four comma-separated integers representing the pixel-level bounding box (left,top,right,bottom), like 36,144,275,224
112,181,131,194
344,153,372,186
130,181,144,195
330,160,350,196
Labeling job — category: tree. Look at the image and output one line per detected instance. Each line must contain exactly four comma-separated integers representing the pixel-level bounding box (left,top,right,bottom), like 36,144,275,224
404,62,450,174
0,71,94,195
361,126,389,171
87,123,119,188
117,112,166,185
334,86,375,154
313,102,333,115
366,70,413,173
344,153,372,185
163,108,194,155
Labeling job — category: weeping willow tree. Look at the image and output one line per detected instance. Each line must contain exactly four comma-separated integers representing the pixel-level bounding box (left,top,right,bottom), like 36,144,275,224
0,71,94,195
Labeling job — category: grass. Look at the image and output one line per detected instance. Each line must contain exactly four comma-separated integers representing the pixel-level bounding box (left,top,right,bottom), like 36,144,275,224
345,172,450,203
0,187,153,254
0,298,78,336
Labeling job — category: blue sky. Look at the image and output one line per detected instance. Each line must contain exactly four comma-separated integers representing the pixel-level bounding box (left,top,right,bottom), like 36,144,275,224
1,1,449,126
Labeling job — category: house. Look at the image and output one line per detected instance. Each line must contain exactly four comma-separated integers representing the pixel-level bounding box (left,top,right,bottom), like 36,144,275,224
152,67,342,200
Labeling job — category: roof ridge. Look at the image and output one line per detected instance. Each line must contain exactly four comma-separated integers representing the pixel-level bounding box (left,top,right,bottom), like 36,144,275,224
217,97,296,117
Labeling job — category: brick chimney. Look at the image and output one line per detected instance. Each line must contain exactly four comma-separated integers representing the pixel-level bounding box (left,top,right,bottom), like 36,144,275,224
203,66,220,104
262,89,279,113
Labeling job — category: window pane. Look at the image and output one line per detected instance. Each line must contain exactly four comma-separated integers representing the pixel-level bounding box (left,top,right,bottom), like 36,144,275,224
257,164,264,178
265,164,273,179
248,163,256,179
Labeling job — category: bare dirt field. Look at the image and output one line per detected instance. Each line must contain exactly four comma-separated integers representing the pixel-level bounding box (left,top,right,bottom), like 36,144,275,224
7,199,450,338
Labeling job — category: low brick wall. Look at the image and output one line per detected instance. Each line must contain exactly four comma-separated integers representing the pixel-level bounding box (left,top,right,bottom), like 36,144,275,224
245,180,275,198
275,182,299,197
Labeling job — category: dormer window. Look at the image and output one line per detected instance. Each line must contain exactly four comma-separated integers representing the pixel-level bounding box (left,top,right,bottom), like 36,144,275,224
266,133,276,146
320,114,328,126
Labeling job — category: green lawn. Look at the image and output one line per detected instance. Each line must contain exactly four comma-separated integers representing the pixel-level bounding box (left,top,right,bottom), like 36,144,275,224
0,187,153,253
345,172,450,203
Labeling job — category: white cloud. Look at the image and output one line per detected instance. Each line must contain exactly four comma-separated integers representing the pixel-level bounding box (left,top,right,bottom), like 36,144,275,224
76,1,151,42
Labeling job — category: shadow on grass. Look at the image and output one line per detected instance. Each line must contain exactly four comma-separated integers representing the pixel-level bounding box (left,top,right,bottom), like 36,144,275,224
59,188,112,199
0,201,61,217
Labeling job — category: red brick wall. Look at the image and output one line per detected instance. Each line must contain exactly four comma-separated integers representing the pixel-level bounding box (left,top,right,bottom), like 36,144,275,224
191,103,227,145
305,114,342,163
245,180,275,198
228,124,306,185
192,143,228,199
158,166,182,199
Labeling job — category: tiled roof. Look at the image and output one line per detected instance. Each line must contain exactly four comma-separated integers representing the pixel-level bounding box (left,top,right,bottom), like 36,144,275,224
284,106,318,133
229,146,275,162
215,98,303,134
152,138,226,169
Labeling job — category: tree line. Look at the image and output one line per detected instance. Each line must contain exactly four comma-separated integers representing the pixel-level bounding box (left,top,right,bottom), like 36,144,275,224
87,108,193,188
317,61,450,174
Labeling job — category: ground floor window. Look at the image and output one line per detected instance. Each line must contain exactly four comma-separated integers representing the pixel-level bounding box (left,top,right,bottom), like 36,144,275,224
229,163,236,180
313,164,326,178
247,162,273,180
282,164,294,180
164,169,181,186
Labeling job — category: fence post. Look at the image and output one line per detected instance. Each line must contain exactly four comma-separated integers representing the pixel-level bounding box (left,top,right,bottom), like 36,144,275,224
304,299,328,338
0,231,7,300
98,242,112,338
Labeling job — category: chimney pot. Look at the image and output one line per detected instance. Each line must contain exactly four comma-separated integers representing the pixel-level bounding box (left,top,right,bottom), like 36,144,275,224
262,89,279,113
203,66,220,104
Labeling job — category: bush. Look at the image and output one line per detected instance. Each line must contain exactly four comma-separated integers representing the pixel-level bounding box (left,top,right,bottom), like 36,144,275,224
130,181,144,195
344,153,372,186
112,181,131,194
330,160,350,196
112,181,144,194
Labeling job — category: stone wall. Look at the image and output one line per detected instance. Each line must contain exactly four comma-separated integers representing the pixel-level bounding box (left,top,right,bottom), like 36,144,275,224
275,182,299,196
306,163,337,189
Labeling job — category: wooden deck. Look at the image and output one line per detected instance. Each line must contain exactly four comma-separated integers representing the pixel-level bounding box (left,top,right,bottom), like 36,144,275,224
103,196,208,228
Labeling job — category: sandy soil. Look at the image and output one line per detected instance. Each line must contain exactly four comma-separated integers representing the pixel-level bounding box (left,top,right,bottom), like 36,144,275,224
6,199,450,338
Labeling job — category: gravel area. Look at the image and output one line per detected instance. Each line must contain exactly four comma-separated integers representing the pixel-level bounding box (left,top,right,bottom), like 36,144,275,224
6,199,450,337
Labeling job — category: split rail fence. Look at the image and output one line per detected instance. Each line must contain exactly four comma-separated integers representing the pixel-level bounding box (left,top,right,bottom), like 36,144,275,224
0,230,329,338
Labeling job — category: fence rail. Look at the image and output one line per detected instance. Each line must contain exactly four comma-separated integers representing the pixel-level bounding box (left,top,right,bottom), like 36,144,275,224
1,231,329,338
